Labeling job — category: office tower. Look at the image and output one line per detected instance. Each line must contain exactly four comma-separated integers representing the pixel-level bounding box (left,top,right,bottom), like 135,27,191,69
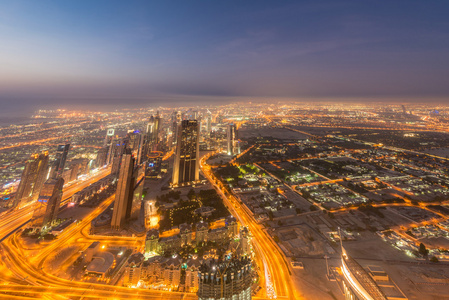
198,257,252,300
172,120,200,186
136,133,146,165
227,124,237,156
111,153,135,230
401,105,407,115
31,177,64,229
146,115,155,140
95,146,109,168
104,128,115,147
13,152,49,208
154,111,161,143
171,111,182,146
109,139,128,174
206,112,212,133
50,144,70,179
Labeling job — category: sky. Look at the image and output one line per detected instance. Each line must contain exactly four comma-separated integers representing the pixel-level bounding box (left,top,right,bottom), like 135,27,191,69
0,0,449,114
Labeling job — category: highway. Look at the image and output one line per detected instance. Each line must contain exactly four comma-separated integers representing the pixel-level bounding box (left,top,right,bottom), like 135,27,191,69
200,152,299,300
0,168,112,242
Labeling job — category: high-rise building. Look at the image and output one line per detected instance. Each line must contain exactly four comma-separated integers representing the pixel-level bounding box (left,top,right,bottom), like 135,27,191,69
198,257,252,300
146,115,155,140
172,120,200,186
227,124,238,156
109,139,128,174
154,111,161,142
13,152,49,208
111,153,134,230
206,112,212,133
31,177,64,229
104,128,115,147
95,146,109,168
111,152,145,230
50,144,70,179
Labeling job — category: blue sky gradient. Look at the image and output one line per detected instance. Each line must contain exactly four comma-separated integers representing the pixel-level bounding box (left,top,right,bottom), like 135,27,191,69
0,0,448,111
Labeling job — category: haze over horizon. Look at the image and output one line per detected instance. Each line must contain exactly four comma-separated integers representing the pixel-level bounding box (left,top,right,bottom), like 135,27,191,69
1,0,449,113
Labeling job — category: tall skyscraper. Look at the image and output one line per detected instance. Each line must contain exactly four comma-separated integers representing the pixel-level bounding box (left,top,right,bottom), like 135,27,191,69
146,115,155,140
154,111,161,143
227,124,237,156
109,139,128,174
50,144,70,179
104,128,115,147
31,177,64,229
111,152,144,230
206,112,212,133
172,120,200,186
13,152,49,208
198,257,252,300
111,153,134,230
95,146,109,168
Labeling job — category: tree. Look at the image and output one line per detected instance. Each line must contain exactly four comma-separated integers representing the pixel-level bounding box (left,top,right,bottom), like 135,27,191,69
187,188,195,200
419,243,428,257
430,256,439,263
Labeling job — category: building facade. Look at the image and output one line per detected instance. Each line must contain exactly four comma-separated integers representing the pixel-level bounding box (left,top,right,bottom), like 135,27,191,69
31,177,64,229
198,257,252,300
172,120,200,186
13,152,49,208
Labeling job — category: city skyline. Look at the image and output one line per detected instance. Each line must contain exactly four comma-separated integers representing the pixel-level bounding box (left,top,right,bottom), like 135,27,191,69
1,1,449,299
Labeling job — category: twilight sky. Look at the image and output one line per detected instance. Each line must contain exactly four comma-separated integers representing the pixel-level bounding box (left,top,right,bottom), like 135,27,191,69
0,0,449,112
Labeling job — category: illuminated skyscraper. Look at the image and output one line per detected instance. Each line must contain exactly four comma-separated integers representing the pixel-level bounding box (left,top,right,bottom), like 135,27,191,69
13,152,49,208
172,120,200,186
50,144,70,179
104,128,115,147
95,146,109,168
206,112,212,133
31,177,64,229
111,153,135,230
111,151,144,230
146,115,155,140
154,111,161,142
227,124,238,156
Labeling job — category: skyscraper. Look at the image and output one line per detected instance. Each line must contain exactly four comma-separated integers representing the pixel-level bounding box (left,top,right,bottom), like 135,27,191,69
111,153,134,230
172,120,200,186
13,152,49,208
111,151,145,230
50,144,70,179
104,128,115,148
206,112,212,133
154,111,161,143
146,115,155,141
95,147,109,168
227,124,237,156
31,177,64,229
